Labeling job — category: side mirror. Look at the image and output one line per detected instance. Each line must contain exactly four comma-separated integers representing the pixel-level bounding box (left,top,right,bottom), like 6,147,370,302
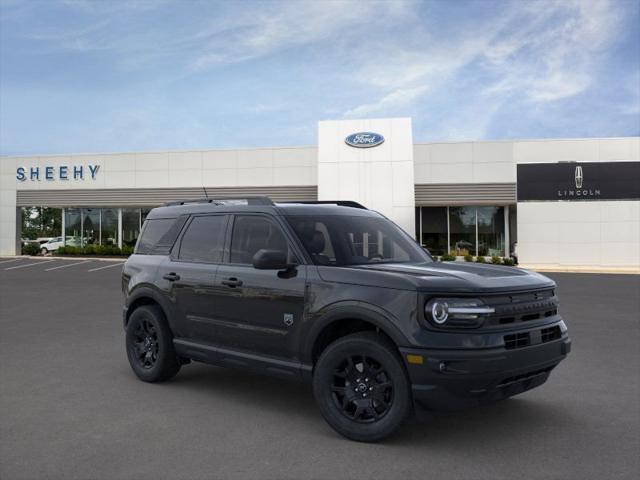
252,249,295,270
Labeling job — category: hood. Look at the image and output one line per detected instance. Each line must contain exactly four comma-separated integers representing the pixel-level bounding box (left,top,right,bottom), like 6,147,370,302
316,261,555,294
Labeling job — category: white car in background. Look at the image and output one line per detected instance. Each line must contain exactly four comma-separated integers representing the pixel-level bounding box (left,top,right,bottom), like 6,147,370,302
40,236,81,254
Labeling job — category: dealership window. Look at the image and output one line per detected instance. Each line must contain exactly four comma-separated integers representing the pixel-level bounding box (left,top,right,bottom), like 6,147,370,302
417,206,511,257
101,208,119,246
477,207,505,256
122,208,141,247
449,207,476,256
64,208,82,246
82,208,100,245
419,207,448,256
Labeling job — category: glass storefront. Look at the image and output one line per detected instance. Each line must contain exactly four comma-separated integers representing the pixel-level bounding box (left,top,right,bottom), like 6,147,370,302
58,207,151,248
417,205,510,257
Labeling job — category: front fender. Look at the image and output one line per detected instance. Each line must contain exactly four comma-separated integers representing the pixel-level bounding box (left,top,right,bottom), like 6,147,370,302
301,301,411,364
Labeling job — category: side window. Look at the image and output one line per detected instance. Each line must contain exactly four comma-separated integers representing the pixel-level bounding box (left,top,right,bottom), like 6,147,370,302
285,217,336,265
230,216,291,264
178,215,227,263
136,217,185,255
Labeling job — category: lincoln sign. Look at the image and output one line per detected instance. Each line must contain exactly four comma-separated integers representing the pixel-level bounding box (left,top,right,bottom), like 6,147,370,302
517,161,640,201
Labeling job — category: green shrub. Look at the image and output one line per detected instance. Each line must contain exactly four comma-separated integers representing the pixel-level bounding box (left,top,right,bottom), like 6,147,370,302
57,246,80,255
491,255,502,264
503,257,515,266
440,253,456,262
464,253,473,262
475,256,486,263
22,243,41,256
55,244,133,257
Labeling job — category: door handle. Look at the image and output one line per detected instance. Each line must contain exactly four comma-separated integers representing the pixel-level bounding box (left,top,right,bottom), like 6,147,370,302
163,272,180,281
221,277,243,288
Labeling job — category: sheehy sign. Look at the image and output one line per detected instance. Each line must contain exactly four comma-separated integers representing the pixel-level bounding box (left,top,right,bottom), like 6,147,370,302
16,164,101,182
517,162,640,201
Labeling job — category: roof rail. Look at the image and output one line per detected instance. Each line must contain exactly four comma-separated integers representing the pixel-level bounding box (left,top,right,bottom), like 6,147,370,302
165,196,274,207
280,200,367,209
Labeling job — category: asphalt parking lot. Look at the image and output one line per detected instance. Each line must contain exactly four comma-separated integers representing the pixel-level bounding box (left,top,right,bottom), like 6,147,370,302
0,258,638,480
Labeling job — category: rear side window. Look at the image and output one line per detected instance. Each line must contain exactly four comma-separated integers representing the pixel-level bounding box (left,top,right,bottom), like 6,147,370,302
136,217,186,255
178,215,227,263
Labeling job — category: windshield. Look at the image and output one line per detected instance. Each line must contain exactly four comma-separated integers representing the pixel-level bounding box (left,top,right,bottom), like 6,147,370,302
286,215,432,266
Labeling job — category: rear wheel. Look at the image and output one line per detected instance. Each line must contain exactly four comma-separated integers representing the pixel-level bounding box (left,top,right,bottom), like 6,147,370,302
313,332,412,442
126,305,181,382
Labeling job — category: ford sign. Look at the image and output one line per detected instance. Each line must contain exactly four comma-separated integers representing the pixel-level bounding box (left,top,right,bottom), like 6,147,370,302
345,132,385,148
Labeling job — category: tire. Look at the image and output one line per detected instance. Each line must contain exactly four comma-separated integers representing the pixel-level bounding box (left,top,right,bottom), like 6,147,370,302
41,248,48,255
313,332,412,442
126,305,181,383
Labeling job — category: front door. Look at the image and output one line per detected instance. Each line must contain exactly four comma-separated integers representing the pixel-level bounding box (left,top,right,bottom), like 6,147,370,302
210,214,307,360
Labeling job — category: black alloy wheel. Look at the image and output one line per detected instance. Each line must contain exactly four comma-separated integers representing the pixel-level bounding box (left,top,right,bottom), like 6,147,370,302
313,332,412,442
331,355,394,423
130,318,160,369
125,305,181,382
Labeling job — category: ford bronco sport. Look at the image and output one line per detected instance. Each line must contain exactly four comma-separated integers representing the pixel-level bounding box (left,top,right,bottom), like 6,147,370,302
122,197,570,442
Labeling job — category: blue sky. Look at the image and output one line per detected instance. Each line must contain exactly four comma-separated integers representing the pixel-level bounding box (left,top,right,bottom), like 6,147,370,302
1,0,639,155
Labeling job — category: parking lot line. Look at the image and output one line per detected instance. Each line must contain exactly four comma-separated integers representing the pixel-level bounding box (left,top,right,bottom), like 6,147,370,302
87,262,124,272
0,258,24,265
5,260,56,270
45,260,92,271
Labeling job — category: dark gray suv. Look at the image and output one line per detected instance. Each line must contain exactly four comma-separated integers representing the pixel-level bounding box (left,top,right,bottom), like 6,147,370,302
122,197,570,442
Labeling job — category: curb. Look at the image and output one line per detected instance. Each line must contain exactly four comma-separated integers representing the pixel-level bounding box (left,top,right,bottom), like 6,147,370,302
519,265,640,275
0,255,126,263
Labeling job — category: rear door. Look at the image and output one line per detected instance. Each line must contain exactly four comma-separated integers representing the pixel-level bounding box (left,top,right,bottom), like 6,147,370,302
160,214,229,342
210,214,307,360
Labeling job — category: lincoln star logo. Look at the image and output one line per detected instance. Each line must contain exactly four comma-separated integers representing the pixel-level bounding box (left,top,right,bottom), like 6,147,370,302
345,132,385,148
575,166,583,189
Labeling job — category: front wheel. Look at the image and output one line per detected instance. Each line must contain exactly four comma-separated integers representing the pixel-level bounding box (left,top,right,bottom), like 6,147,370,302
126,305,181,382
40,248,48,255
312,332,412,442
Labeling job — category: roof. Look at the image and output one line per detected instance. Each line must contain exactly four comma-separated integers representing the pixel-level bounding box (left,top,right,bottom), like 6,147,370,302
146,198,379,219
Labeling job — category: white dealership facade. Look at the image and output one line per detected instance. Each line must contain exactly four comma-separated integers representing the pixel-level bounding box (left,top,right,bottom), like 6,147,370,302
1,118,639,270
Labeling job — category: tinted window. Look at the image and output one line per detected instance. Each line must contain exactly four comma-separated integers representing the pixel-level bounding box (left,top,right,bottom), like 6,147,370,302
136,217,185,255
178,215,227,263
286,215,431,266
230,216,291,264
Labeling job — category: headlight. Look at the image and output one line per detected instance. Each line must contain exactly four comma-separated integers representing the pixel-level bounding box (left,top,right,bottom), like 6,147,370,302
425,298,495,328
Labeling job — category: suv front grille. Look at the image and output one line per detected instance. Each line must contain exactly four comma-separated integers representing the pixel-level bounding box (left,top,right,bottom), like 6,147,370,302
482,289,559,328
504,325,562,350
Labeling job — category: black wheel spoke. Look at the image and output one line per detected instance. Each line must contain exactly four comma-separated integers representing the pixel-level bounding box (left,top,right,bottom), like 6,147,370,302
330,354,394,424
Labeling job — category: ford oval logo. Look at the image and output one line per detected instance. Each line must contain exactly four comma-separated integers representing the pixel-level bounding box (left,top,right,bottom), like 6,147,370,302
345,132,385,148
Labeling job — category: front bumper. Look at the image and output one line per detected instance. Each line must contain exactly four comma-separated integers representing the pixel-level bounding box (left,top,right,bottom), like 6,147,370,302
400,333,571,411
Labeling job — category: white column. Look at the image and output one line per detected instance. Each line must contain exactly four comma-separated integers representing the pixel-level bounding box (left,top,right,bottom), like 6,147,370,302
0,157,18,256
61,208,66,245
117,208,123,249
504,205,510,257
317,118,416,236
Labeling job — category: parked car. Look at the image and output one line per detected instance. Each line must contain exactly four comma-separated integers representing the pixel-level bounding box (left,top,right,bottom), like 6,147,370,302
40,236,81,254
122,197,570,442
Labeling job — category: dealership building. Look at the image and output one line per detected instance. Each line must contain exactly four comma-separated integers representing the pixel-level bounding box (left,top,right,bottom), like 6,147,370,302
1,118,639,270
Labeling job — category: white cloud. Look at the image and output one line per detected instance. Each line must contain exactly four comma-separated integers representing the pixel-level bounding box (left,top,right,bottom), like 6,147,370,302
342,0,626,134
344,85,429,118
